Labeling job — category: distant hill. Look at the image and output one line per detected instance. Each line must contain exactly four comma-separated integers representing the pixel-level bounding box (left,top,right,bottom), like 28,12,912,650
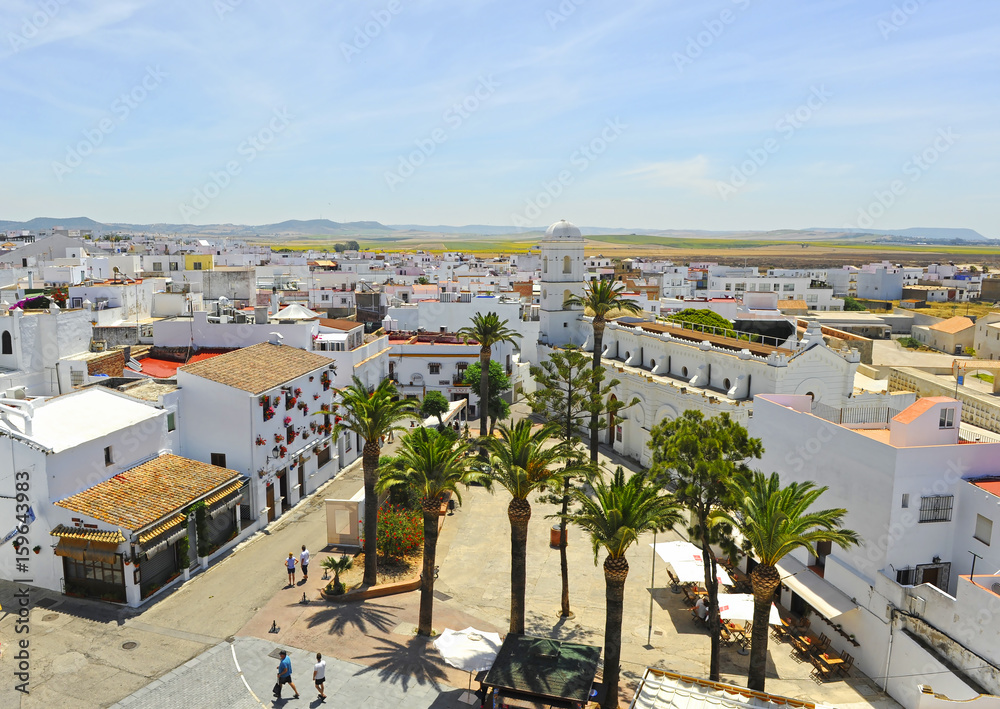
260,219,394,235
0,216,109,231
813,227,989,242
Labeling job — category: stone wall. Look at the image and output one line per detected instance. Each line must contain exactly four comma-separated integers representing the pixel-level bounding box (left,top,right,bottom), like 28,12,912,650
87,349,125,377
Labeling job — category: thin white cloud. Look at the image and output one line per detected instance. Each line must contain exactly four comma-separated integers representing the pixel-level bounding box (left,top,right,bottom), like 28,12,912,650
623,156,719,195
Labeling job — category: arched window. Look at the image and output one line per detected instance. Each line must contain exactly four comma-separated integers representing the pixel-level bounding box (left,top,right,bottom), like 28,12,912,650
563,255,572,274
724,378,732,390
1,331,11,355
543,256,548,274
563,289,572,308
681,366,688,377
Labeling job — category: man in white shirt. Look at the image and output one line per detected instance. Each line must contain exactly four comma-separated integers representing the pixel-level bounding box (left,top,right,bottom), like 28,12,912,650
313,652,326,700
694,596,709,621
300,546,310,581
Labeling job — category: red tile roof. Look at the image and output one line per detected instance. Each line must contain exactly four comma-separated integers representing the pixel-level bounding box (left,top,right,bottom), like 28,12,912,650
892,396,954,424
179,342,331,394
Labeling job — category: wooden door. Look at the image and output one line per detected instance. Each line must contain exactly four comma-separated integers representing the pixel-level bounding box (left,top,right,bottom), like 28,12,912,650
266,484,276,522
297,461,305,500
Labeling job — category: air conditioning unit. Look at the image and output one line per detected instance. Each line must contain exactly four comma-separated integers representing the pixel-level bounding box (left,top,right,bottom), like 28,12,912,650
908,595,926,616
5,386,27,400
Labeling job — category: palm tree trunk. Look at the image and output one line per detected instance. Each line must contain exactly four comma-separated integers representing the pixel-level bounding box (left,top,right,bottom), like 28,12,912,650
508,499,531,635
362,441,380,586
417,506,439,636
589,321,605,462
601,556,628,709
479,348,490,438
748,563,780,691
559,477,571,617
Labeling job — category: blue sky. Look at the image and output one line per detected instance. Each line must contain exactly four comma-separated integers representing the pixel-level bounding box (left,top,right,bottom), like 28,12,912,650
1,0,998,235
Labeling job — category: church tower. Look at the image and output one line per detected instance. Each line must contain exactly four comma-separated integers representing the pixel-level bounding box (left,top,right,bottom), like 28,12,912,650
538,219,586,347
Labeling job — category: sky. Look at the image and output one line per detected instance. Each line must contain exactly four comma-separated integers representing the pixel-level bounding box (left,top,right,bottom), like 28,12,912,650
1,0,998,235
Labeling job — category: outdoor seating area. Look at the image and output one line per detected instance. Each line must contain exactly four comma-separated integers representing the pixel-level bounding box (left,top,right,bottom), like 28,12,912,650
774,622,855,682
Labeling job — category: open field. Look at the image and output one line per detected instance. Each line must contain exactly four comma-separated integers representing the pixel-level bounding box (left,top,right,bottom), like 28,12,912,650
263,232,1000,268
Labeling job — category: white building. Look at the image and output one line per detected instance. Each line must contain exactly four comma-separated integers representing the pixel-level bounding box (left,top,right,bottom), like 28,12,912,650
177,342,345,531
538,220,587,348
749,394,1000,708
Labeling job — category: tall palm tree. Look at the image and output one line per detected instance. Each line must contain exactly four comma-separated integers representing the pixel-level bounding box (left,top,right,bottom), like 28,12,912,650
564,281,643,461
486,419,575,634
570,466,681,709
711,472,859,691
457,312,521,438
330,376,415,586
377,428,485,635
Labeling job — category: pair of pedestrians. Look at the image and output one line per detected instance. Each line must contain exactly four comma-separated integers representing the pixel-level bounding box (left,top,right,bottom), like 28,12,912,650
274,650,327,700
284,545,310,586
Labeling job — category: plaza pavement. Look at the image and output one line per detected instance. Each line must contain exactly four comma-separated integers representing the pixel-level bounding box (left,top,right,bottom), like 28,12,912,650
1,408,902,708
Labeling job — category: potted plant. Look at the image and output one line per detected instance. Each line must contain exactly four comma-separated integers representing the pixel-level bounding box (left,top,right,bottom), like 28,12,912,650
322,554,354,595
32,545,41,555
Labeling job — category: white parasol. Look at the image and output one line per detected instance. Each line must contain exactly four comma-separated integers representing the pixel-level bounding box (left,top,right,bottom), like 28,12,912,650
650,540,704,566
716,593,781,624
433,627,502,704
670,559,732,587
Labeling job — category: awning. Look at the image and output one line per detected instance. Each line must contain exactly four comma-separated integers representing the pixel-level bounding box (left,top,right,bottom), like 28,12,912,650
775,556,857,620
138,514,186,546
204,481,244,518
51,526,124,564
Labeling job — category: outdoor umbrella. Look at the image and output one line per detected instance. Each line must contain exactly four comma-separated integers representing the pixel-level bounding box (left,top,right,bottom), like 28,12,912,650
650,540,704,565
433,626,502,705
670,559,732,587
716,593,781,624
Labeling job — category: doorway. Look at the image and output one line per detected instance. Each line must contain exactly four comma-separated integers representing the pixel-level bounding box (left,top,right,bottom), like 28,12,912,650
266,484,276,523
297,460,306,500
278,470,289,513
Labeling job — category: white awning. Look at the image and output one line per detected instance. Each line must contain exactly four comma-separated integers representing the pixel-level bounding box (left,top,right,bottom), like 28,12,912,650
775,556,856,620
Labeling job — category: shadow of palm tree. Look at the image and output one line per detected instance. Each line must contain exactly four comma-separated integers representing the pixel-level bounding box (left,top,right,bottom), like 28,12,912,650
353,636,451,692
523,609,601,644
304,601,400,636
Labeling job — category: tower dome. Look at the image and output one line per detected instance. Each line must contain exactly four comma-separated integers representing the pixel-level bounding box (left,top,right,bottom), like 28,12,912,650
544,219,583,241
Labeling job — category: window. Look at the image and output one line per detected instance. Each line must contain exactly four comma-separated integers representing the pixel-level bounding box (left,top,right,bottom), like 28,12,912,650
193,262,203,270
321,294,330,301
104,446,114,466
428,363,441,375
169,262,179,271
1,331,11,355
167,412,176,432
919,495,954,523
939,408,955,428
784,284,795,292
975,514,993,545
152,262,162,271
563,255,572,274
724,283,731,292
901,494,909,508
211,453,227,468
71,370,85,387
895,566,915,585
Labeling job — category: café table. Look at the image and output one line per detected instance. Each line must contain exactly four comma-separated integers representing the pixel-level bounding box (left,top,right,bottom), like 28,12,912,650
725,622,750,655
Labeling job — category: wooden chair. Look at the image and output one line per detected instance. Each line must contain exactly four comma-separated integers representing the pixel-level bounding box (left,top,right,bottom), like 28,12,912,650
809,654,832,681
720,625,735,647
815,634,831,654
667,569,681,591
838,652,854,677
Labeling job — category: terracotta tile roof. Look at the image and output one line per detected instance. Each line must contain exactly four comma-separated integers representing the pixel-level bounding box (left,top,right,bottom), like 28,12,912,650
179,342,331,394
204,481,243,507
777,299,808,310
892,396,953,424
319,318,362,331
55,454,242,532
930,316,974,334
50,525,126,544
972,479,1000,497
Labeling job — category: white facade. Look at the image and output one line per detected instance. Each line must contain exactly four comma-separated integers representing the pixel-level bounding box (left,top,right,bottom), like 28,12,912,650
749,394,1000,708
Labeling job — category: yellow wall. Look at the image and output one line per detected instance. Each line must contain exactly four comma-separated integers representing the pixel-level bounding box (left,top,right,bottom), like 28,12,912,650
184,254,214,271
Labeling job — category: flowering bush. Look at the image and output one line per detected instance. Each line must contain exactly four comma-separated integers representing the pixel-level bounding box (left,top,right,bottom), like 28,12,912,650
360,504,423,559
283,416,292,426
263,406,275,422
286,396,297,411
274,433,284,443
279,445,287,457
313,394,320,401
321,372,331,391
294,388,303,397
288,429,298,444
255,436,266,446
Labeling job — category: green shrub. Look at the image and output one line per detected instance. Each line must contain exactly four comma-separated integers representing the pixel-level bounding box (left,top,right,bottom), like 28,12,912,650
361,504,423,559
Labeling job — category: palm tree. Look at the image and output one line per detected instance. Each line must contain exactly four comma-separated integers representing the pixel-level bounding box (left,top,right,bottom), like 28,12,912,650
330,376,415,586
376,428,485,635
486,419,575,634
570,466,681,709
564,281,643,460
457,312,521,438
321,554,354,594
711,472,859,691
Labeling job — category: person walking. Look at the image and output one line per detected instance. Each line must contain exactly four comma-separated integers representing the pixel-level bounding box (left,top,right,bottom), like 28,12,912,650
274,650,299,699
300,545,310,581
313,652,326,700
285,552,297,586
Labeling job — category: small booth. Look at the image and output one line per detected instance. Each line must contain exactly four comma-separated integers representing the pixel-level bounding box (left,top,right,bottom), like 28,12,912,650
481,635,603,709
